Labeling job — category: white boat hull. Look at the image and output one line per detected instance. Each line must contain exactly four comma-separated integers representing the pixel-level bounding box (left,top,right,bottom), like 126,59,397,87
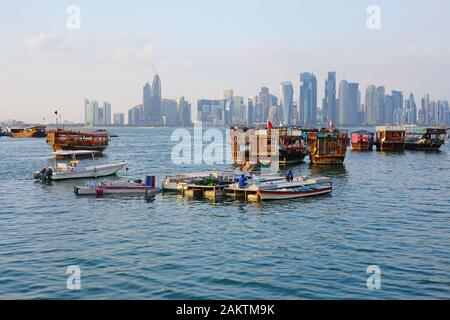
258,185,332,200
51,162,126,180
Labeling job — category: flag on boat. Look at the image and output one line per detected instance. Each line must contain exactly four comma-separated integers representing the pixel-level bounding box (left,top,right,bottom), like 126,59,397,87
267,120,273,130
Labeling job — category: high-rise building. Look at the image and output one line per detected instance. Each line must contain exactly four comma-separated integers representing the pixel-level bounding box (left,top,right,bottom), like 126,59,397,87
113,113,125,126
84,99,99,126
246,97,255,126
392,90,403,125
299,72,317,126
142,81,151,124
149,74,162,125
102,101,111,125
176,96,192,127
404,93,417,125
419,94,429,125
162,98,178,125
258,87,270,123
280,81,294,125
365,85,385,125
338,80,359,126
322,72,337,125
128,104,144,125
385,95,394,125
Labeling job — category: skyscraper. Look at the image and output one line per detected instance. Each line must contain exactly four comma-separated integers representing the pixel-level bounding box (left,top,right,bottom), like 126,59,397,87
84,99,99,126
322,72,337,125
365,85,385,125
299,72,317,126
404,93,417,125
392,90,403,125
177,96,192,127
142,81,151,124
102,101,111,125
385,95,394,125
161,98,178,125
149,74,162,125
258,87,270,123
280,81,294,125
113,113,125,125
338,80,359,126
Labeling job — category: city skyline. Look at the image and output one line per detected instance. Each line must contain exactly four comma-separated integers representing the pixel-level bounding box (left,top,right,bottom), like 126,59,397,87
1,1,450,122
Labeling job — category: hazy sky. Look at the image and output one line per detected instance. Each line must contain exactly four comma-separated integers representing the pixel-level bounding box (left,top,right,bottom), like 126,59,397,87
1,0,450,123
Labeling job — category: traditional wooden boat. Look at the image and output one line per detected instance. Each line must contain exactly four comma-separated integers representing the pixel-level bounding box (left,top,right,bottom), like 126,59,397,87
404,127,447,151
375,126,405,151
74,176,158,196
230,125,307,169
307,128,348,164
46,129,110,152
10,126,46,138
33,150,126,181
257,176,332,201
351,130,374,151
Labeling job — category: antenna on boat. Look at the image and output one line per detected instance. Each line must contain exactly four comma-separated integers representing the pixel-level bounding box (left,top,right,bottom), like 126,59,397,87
54,110,59,129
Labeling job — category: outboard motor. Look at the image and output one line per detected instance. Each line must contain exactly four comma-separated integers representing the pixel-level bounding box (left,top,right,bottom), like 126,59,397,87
34,167,47,180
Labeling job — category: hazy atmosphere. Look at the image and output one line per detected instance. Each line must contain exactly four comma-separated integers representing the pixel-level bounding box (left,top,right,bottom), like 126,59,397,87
1,0,449,123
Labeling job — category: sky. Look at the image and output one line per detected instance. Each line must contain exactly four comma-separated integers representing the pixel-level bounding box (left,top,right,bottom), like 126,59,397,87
1,0,450,123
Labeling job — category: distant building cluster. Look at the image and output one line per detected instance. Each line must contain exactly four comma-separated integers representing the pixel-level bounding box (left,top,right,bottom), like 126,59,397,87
128,74,192,127
84,99,113,126
83,72,450,127
197,71,450,127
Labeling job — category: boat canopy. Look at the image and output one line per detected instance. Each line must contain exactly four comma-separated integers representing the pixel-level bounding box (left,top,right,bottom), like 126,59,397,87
51,150,99,156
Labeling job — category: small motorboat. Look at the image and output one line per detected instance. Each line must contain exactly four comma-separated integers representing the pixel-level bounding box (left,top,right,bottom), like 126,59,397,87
74,175,159,196
162,170,244,191
33,150,126,181
257,176,332,201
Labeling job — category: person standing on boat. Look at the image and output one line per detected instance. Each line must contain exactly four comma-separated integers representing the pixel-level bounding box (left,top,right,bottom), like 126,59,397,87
238,174,248,188
286,170,294,182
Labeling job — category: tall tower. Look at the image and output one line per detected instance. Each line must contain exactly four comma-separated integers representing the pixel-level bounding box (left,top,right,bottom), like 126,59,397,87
323,72,337,125
280,81,294,125
143,81,151,124
299,72,317,126
338,80,359,126
149,74,162,125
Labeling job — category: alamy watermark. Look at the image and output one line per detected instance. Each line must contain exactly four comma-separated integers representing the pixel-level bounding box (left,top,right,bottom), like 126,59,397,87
66,265,81,290
366,5,381,30
66,5,81,30
366,265,381,290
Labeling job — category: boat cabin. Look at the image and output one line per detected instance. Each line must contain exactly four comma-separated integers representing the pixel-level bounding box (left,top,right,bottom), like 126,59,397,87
375,126,405,151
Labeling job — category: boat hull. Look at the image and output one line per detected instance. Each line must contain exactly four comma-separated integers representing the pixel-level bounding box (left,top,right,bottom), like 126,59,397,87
351,142,373,151
75,185,157,196
309,155,345,165
258,186,332,200
51,162,126,180
404,142,443,151
375,142,405,152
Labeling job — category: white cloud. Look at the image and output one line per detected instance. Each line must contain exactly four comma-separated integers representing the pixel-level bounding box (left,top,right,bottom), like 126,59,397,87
25,34,64,51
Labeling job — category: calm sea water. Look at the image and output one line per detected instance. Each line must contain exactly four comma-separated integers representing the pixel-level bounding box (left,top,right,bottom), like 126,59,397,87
0,127,449,299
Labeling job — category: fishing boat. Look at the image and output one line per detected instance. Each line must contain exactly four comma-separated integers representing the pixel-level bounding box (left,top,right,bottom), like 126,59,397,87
307,128,348,164
74,176,158,196
230,124,307,169
33,150,126,181
257,176,332,201
404,127,447,151
375,126,405,151
9,126,46,138
351,130,374,151
46,129,110,152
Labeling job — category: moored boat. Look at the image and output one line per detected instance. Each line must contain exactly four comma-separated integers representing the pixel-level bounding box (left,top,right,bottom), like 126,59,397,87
74,176,158,196
307,128,348,164
404,127,447,151
257,176,332,201
9,126,46,138
46,129,110,152
375,126,405,151
351,130,374,151
34,150,126,181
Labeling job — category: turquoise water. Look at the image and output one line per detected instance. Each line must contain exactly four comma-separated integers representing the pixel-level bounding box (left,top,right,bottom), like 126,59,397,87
0,127,449,299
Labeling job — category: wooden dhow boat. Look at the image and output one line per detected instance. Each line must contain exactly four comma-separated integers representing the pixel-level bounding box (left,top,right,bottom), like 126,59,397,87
351,130,374,151
404,126,447,151
46,129,110,152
